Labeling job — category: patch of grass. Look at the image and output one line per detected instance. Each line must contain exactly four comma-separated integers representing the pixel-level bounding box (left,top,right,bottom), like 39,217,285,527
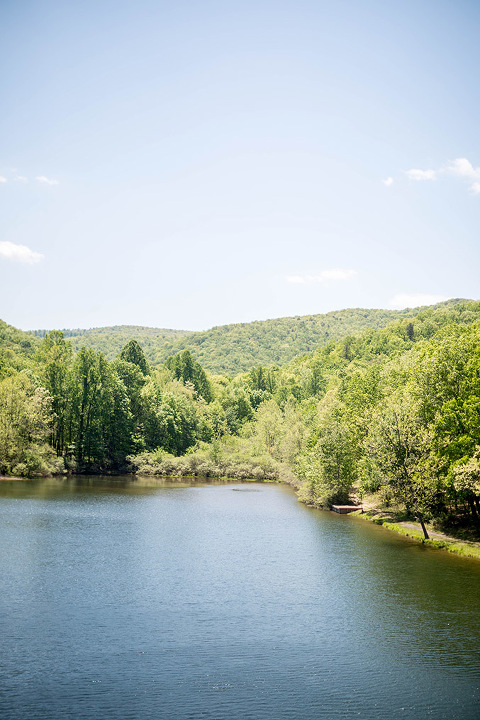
354,512,480,561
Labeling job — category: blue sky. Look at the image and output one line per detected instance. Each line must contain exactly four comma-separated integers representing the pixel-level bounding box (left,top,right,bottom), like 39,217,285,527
1,0,479,331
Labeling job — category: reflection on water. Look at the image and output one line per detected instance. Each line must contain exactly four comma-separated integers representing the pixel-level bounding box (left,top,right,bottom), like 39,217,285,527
0,477,479,720
0,474,231,498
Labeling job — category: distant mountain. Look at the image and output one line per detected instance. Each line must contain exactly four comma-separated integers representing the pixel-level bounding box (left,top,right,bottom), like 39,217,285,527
150,300,470,373
27,299,472,374
29,325,192,362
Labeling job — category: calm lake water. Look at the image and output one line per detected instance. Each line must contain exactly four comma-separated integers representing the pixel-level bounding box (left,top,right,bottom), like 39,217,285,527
1,477,479,720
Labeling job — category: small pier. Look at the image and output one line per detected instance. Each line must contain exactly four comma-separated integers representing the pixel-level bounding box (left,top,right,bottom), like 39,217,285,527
331,505,361,514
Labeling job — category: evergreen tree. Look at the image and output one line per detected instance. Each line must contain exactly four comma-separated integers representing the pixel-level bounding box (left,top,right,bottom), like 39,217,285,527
119,339,150,375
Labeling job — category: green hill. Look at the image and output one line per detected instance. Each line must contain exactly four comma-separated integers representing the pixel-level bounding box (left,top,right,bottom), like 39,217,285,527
30,325,192,362
28,299,471,374
0,319,40,377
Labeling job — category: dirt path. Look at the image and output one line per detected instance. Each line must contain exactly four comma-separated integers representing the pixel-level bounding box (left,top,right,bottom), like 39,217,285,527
397,521,480,550
399,522,456,541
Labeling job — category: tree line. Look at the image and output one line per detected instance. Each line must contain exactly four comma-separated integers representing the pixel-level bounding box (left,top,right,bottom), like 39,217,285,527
1,301,480,535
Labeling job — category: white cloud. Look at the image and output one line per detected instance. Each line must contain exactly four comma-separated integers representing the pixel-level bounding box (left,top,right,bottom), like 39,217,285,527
0,241,44,264
392,157,480,196
445,157,480,180
443,158,480,195
405,168,436,181
286,269,357,284
0,170,61,186
389,293,448,310
36,175,58,185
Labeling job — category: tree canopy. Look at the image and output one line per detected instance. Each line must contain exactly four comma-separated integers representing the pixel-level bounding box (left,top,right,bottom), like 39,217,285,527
2,300,480,537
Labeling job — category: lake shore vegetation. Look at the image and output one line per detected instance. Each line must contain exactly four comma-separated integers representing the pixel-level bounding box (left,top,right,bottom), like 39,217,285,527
1,299,480,546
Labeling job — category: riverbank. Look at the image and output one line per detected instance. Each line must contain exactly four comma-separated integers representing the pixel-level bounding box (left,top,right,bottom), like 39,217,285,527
352,507,480,561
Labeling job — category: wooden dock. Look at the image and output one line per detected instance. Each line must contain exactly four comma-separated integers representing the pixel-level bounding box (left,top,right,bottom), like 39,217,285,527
331,505,361,514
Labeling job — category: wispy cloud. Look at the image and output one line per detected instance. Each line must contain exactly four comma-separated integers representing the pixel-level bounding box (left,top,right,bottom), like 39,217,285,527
390,157,480,196
405,168,436,181
0,170,60,185
0,241,44,264
286,269,357,284
36,175,58,186
389,293,448,310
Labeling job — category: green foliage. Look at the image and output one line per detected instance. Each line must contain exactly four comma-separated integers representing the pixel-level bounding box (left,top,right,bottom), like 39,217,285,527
2,295,480,532
119,339,150,375
37,331,72,454
28,299,473,375
168,300,468,374
165,350,212,401
0,319,39,356
155,393,198,455
363,394,440,521
0,319,39,380
296,418,356,507
66,348,133,469
0,372,63,477
415,324,480,464
37,325,191,360
129,436,281,481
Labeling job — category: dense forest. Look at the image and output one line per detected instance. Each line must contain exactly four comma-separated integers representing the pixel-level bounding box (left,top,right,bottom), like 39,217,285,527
27,303,463,374
2,299,480,537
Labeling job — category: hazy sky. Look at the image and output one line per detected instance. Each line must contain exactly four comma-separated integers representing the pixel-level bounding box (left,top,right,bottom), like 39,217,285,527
1,0,479,331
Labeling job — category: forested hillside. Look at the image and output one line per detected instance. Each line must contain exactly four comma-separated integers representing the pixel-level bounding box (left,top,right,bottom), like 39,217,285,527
0,320,40,377
31,325,191,361
30,299,466,374
2,299,480,540
144,306,433,373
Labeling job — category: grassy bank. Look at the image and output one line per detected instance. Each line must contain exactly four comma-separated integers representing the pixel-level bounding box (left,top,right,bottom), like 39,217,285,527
352,507,480,561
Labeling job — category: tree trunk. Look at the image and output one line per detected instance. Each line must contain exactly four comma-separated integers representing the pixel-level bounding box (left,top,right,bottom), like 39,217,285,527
468,495,479,523
417,513,430,540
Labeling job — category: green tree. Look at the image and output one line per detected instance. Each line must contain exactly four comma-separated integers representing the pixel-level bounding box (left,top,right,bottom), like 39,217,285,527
67,348,132,468
297,419,356,507
452,448,480,521
364,394,439,538
156,393,197,455
138,377,163,450
0,372,62,477
113,358,148,447
37,331,72,455
120,339,150,375
165,350,212,401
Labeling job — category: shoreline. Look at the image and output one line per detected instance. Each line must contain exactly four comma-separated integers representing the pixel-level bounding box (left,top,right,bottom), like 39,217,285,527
3,473,480,561
351,509,480,561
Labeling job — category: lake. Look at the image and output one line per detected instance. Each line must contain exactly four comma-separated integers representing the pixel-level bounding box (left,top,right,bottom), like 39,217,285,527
0,476,479,719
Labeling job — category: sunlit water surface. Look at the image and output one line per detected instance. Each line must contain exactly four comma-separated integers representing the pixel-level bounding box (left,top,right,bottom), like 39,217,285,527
1,476,479,719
